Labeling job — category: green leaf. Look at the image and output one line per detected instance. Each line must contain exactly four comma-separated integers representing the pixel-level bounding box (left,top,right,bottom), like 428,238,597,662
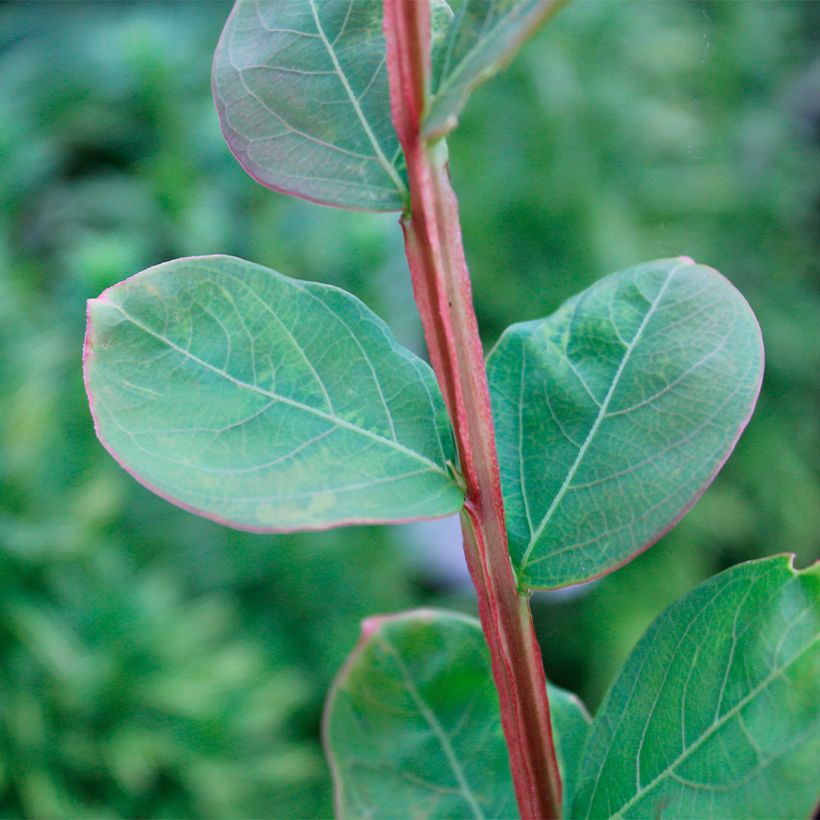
324,608,591,818
84,255,463,531
213,0,407,211
324,609,515,819
547,681,591,812
571,555,820,819
425,0,566,139
487,258,763,590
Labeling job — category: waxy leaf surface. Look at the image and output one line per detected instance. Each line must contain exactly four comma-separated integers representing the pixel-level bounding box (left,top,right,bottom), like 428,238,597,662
324,609,590,818
425,0,566,139
213,0,407,211
572,555,820,819
487,258,763,590
84,255,463,531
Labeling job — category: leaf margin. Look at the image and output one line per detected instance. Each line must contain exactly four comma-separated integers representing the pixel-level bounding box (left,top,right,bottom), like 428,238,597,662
83,254,465,534
424,0,568,140
211,0,408,213
570,552,820,820
487,256,765,591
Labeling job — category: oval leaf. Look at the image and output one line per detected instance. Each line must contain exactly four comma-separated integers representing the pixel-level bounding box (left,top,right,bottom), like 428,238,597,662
572,555,820,819
425,0,566,139
487,257,764,590
324,609,590,818
84,255,463,531
213,0,407,211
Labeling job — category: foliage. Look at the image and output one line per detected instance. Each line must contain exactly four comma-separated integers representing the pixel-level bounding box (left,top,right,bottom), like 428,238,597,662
572,555,819,819
325,557,819,818
0,1,817,817
79,0,815,814
85,255,462,530
488,258,762,589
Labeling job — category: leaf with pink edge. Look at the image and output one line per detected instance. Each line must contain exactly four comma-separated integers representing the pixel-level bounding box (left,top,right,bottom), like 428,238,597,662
487,257,764,590
84,255,463,532
212,0,408,212
324,608,591,818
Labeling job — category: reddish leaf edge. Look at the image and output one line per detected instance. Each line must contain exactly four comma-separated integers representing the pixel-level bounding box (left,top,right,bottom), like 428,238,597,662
322,607,498,820
211,1,407,215
507,256,767,592
82,253,465,535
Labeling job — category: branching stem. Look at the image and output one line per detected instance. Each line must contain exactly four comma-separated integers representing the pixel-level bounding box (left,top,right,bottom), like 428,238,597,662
383,2,563,817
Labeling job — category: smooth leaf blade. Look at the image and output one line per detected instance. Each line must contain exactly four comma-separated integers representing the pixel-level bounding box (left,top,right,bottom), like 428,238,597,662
324,609,515,819
324,609,591,818
213,0,407,211
425,0,566,139
571,555,820,819
84,255,463,531
487,258,764,590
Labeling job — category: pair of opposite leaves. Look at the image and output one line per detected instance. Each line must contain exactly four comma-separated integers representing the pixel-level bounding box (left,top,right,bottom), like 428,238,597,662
213,0,567,210
326,556,820,818
85,253,762,591
81,6,816,819
84,0,763,591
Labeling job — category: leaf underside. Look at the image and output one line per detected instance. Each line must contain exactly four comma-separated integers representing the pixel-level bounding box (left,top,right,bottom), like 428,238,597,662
213,0,407,211
324,609,590,818
487,257,764,590
425,0,565,139
572,555,820,819
213,0,563,209
325,610,515,819
84,255,463,532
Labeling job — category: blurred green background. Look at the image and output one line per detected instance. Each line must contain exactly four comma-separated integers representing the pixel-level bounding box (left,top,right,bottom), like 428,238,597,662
0,1,817,817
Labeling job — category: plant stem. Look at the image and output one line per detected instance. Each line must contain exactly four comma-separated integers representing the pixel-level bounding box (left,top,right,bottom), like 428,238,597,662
383,2,563,817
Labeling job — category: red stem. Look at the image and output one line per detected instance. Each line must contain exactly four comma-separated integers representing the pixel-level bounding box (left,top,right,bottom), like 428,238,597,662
383,2,563,817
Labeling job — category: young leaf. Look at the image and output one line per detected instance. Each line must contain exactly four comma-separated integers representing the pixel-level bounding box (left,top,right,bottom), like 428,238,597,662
213,0,407,211
487,258,763,590
571,555,820,819
84,255,463,531
324,609,590,818
425,0,566,139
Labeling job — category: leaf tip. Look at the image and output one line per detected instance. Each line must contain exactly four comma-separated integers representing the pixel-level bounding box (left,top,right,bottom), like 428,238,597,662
359,608,441,642
360,615,384,641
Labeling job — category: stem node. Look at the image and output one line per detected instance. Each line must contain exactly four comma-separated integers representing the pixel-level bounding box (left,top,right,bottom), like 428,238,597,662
383,2,563,817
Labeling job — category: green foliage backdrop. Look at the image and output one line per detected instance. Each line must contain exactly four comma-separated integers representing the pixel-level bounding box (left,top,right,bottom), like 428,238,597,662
0,1,817,816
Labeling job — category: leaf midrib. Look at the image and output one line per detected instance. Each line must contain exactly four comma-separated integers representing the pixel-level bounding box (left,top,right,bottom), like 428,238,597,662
436,2,525,94
380,634,485,820
97,300,449,479
306,0,407,199
518,261,687,576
